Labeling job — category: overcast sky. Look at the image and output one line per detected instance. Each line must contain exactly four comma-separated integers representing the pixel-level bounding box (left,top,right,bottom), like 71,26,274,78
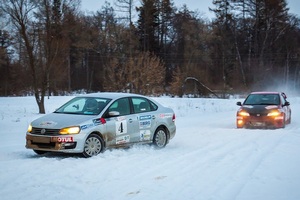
81,0,300,19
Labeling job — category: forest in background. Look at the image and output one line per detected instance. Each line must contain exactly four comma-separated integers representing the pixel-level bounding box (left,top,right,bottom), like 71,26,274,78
0,0,299,113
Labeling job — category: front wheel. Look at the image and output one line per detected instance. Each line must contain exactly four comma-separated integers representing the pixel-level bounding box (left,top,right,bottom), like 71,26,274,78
287,112,291,124
153,128,168,148
82,134,104,158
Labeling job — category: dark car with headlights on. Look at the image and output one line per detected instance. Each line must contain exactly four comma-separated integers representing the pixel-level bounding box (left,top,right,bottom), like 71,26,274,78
236,92,291,128
25,92,176,157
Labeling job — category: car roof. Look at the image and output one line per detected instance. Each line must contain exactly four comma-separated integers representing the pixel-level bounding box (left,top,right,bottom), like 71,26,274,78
250,91,281,95
77,92,146,100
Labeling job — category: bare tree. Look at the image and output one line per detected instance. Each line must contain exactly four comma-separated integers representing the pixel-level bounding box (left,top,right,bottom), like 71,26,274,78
104,52,166,95
0,30,12,96
115,0,137,56
169,66,185,97
0,0,80,112
0,0,49,113
115,0,135,24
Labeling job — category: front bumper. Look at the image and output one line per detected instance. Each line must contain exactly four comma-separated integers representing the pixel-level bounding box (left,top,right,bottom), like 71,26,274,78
237,115,285,129
26,134,84,153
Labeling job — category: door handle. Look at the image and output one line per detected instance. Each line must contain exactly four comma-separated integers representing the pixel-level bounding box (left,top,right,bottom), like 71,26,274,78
129,119,133,123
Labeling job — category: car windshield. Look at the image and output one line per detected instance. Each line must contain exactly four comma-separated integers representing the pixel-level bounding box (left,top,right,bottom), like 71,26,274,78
244,94,280,105
54,97,111,115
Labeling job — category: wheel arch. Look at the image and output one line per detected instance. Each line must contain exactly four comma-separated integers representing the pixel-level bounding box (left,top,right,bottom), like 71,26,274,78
88,131,106,149
154,125,170,141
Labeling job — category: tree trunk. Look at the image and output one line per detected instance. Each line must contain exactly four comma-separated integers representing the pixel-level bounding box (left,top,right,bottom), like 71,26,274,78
35,93,46,114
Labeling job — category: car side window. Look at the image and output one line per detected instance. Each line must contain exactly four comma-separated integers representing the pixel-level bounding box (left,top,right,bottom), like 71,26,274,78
150,101,158,110
132,97,151,113
108,98,130,115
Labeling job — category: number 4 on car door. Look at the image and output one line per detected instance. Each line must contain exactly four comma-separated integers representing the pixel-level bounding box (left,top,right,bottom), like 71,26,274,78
116,120,127,135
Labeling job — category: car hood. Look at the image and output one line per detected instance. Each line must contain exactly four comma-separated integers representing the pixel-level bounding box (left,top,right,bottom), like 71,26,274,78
31,113,97,129
240,105,280,114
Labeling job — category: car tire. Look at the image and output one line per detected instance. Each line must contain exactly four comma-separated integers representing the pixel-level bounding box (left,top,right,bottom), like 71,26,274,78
281,114,286,128
153,127,168,148
287,112,291,124
33,150,48,155
82,134,104,158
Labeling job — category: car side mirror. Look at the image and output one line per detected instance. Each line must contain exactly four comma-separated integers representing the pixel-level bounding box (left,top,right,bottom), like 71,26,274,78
236,102,242,106
284,101,290,106
108,111,120,117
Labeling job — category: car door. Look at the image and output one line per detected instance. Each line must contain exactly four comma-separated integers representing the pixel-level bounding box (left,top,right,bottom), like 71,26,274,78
131,97,156,143
104,97,139,147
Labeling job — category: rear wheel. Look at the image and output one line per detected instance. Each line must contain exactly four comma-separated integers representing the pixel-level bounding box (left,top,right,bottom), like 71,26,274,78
82,134,104,157
153,128,168,148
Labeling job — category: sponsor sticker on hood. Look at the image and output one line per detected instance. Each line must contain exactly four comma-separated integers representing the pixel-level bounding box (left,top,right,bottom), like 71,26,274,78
243,105,253,108
39,121,57,127
265,105,279,109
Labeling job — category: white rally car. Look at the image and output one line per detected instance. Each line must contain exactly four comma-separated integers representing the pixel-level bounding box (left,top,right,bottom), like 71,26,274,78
26,92,176,157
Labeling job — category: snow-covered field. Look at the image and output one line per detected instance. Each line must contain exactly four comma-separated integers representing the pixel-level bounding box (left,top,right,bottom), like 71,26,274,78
1,95,300,200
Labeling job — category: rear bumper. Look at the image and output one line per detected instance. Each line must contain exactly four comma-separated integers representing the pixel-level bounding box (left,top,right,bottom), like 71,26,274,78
169,124,176,140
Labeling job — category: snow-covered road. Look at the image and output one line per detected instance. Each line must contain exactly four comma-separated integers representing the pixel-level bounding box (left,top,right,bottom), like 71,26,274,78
1,96,300,200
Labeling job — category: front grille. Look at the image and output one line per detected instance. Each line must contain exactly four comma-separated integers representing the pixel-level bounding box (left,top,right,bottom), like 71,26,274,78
249,113,268,117
31,127,60,136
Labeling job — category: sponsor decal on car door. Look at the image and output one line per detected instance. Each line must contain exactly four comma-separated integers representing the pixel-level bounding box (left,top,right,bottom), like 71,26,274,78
139,115,152,141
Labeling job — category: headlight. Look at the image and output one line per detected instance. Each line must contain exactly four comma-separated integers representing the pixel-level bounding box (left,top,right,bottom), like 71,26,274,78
267,110,281,117
238,110,250,117
59,126,80,135
27,124,32,133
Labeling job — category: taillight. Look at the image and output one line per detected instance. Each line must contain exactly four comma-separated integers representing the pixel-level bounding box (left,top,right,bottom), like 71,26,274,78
172,113,176,122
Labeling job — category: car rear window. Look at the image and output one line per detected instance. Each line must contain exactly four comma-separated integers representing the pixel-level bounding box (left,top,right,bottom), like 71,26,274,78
132,97,158,113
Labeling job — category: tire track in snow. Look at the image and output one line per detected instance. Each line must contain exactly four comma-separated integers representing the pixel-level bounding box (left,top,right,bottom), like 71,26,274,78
152,127,289,200
211,131,288,200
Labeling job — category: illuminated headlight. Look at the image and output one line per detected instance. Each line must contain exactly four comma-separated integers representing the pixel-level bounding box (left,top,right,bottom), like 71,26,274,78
237,119,244,125
59,126,80,135
238,110,250,117
267,110,281,117
27,124,32,133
